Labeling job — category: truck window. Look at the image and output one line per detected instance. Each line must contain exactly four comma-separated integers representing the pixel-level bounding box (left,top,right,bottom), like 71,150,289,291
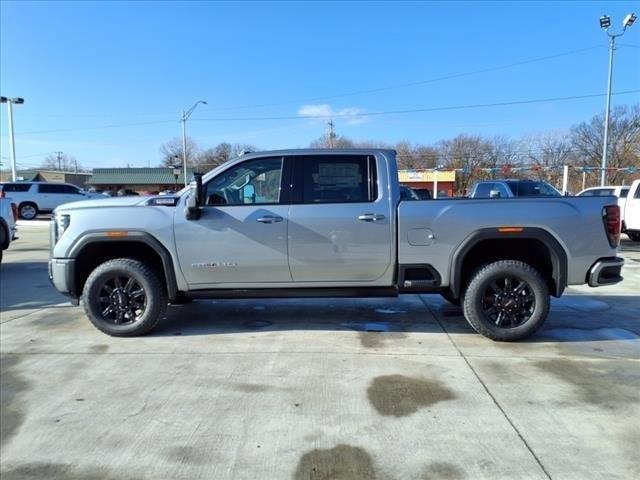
204,157,283,206
619,188,629,198
1,183,31,192
300,156,376,204
473,183,497,198
38,184,79,194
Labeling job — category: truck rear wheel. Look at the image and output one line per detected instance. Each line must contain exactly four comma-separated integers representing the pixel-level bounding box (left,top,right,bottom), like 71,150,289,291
82,258,167,337
462,260,550,341
628,232,640,242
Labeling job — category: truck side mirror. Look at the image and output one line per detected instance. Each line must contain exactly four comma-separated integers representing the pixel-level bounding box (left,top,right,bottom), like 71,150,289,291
489,189,501,198
186,173,203,220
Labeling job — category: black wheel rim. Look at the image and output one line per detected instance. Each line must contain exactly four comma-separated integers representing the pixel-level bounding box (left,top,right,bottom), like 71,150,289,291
481,276,535,328
97,275,147,325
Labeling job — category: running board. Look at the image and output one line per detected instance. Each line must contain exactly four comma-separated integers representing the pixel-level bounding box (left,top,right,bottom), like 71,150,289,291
185,286,399,299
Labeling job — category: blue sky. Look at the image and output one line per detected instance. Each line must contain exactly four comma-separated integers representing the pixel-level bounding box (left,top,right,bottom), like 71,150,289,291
1,1,639,169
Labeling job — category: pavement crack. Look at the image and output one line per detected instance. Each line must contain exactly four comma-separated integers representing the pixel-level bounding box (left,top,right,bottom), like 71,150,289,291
419,295,553,480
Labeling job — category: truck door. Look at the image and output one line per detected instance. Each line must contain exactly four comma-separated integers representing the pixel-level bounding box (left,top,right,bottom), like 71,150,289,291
287,154,393,282
625,181,640,233
174,156,292,286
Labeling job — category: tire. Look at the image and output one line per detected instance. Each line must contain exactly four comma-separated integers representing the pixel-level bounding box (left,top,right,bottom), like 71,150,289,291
628,232,640,242
440,290,461,306
19,202,38,220
462,260,550,342
82,258,167,337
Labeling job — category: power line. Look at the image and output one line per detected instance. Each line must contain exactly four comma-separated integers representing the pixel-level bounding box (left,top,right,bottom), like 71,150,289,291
29,45,606,119
197,45,606,112
194,90,640,122
12,89,640,137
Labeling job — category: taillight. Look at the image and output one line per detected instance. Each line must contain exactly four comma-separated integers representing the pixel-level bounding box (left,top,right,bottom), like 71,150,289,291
602,205,621,248
11,202,18,221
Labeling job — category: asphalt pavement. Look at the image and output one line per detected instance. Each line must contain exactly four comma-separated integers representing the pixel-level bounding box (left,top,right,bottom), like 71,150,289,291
1,222,639,480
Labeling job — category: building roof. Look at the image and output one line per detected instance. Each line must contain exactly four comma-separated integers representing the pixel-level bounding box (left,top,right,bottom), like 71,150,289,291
87,167,195,185
398,170,456,182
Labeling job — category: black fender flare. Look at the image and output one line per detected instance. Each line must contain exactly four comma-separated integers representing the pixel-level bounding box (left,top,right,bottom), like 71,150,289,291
69,231,178,301
448,227,568,298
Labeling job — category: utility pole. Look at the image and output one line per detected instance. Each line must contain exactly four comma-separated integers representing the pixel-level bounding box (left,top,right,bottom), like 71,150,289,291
55,151,63,170
180,100,207,187
1,96,24,182
74,158,78,174
327,119,336,148
599,12,636,186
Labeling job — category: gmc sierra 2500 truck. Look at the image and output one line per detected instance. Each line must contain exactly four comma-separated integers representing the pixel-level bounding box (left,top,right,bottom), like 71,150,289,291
49,149,624,341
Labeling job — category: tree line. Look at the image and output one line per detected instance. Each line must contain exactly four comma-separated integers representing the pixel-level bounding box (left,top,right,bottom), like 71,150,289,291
40,104,638,195
159,104,639,194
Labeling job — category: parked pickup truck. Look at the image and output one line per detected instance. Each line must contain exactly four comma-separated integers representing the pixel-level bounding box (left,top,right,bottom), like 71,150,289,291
49,149,624,341
623,179,640,242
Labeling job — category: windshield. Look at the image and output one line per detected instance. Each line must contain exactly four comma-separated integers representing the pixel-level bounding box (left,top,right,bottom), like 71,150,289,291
505,181,561,197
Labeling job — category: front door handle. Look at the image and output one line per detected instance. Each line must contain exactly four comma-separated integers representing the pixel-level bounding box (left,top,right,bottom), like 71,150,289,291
256,215,283,223
358,213,385,222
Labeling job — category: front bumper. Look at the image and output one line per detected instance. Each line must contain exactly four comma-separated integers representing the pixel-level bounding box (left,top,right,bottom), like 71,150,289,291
48,258,79,304
587,257,624,287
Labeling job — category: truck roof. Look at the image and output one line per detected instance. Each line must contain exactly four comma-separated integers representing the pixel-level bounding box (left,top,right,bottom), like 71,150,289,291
238,148,397,159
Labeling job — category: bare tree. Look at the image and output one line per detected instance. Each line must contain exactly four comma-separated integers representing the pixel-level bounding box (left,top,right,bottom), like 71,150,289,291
195,143,258,172
394,141,438,170
41,153,81,172
570,104,640,186
160,136,200,167
309,134,355,149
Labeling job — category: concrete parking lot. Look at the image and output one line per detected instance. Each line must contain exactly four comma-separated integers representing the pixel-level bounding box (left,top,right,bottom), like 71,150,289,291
1,222,639,480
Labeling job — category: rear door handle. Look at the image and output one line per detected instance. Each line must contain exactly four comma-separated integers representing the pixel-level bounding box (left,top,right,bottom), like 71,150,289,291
358,213,385,222
256,215,283,223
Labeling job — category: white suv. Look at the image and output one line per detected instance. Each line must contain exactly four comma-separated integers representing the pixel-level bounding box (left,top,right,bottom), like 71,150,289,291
1,195,18,262
0,182,102,219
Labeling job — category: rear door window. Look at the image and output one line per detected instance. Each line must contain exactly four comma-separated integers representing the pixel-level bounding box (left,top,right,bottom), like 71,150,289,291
298,155,376,204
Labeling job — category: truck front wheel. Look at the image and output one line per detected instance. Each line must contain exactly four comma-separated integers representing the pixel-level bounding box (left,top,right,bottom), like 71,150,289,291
82,258,167,336
462,260,550,341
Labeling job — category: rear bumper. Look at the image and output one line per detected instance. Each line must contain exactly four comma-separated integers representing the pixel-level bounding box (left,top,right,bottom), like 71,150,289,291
48,258,79,304
587,257,624,287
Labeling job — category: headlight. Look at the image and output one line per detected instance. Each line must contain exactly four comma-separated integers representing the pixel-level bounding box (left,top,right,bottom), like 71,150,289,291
54,214,70,242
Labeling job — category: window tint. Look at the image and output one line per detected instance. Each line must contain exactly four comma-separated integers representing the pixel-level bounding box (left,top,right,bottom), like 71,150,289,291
507,181,560,197
473,183,496,198
38,184,79,194
619,188,629,198
578,189,596,196
0,183,31,192
301,156,375,203
204,157,283,206
635,187,640,199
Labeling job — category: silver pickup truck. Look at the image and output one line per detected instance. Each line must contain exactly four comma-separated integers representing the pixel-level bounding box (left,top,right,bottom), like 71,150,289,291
49,149,624,341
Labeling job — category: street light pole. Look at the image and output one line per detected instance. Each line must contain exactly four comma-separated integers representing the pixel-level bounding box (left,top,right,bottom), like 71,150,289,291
180,100,207,187
599,12,636,186
1,96,24,182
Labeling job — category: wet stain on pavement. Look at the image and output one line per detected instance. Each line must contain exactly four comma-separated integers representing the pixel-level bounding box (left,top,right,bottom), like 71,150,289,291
421,462,466,479
367,374,456,417
0,463,143,480
1,355,29,450
89,344,109,353
294,444,376,480
358,332,407,349
165,446,211,465
233,383,273,393
534,359,639,407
